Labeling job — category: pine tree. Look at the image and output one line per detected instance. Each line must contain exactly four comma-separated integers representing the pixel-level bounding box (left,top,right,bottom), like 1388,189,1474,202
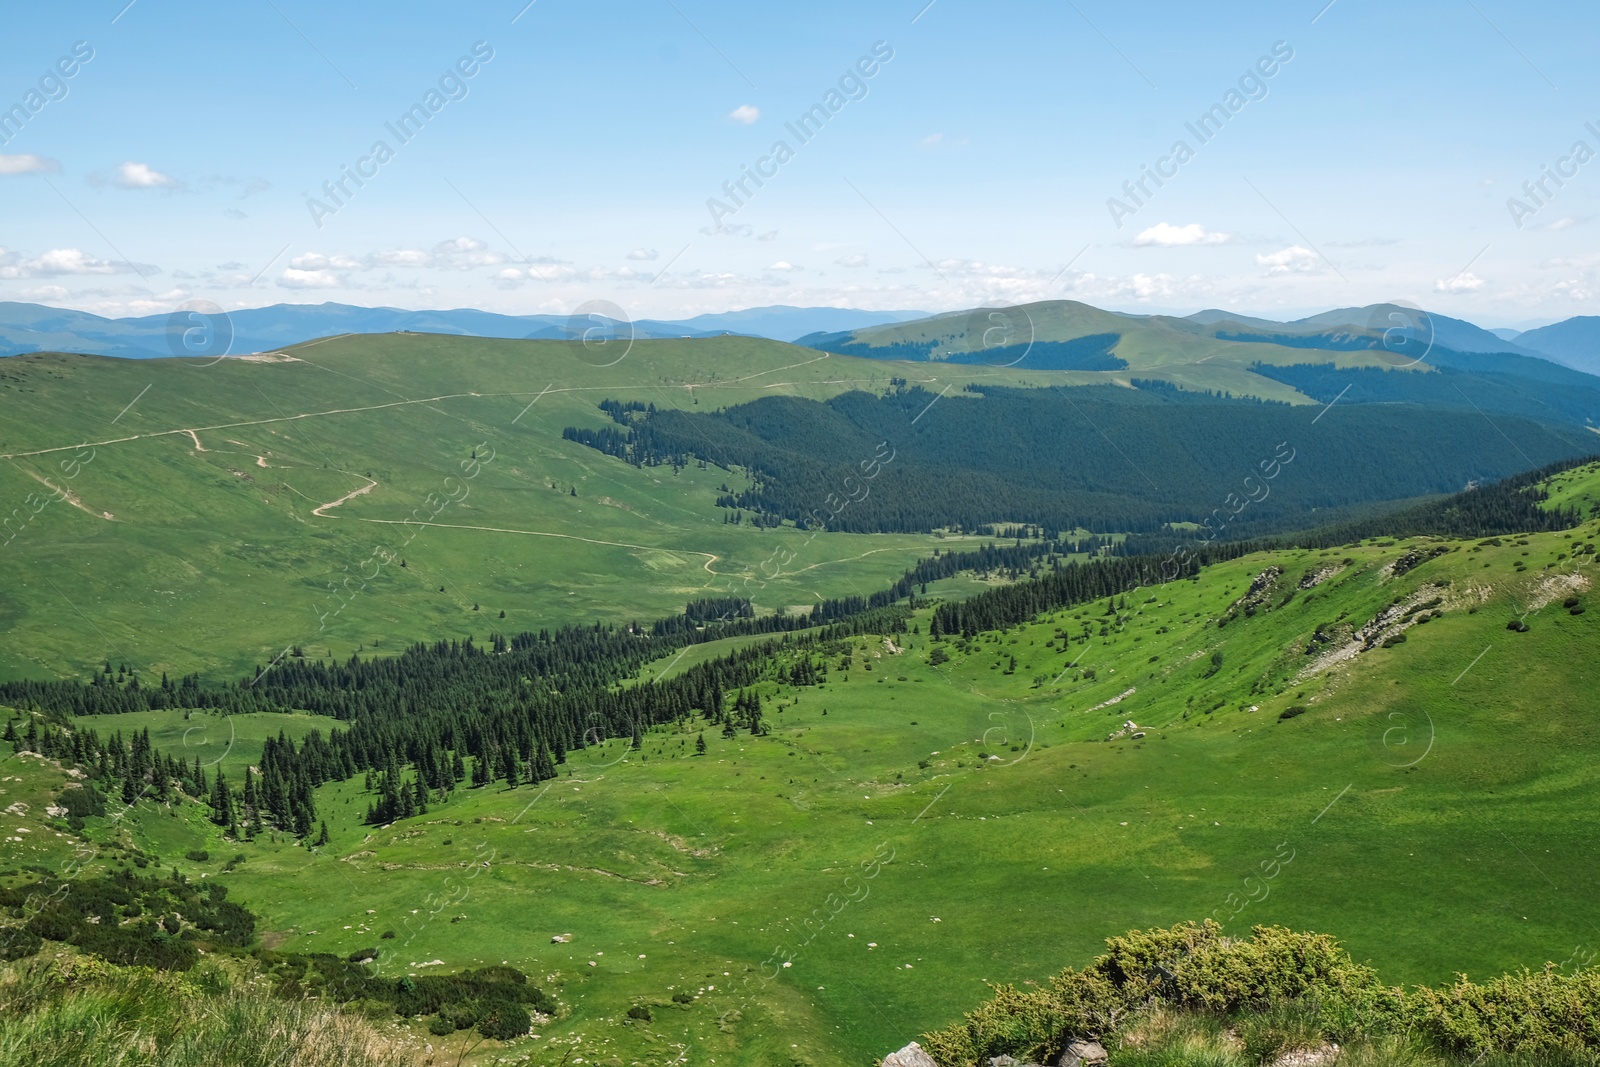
209,766,233,827
316,821,330,846
695,733,707,755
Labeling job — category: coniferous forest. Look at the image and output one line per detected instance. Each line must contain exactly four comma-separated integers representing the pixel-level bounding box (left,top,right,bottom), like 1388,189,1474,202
562,385,1597,535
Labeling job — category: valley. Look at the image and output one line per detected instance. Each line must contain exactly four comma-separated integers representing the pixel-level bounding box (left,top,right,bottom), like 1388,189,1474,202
3,454,1597,1065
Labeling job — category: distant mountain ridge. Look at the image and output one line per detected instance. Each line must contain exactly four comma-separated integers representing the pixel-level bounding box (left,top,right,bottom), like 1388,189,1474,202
1515,316,1600,376
0,301,929,360
797,299,1600,433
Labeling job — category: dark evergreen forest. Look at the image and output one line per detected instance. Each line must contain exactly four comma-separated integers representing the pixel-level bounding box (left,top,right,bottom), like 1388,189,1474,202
563,384,1596,535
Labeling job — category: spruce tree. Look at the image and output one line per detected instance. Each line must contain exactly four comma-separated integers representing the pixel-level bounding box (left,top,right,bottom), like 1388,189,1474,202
210,766,232,827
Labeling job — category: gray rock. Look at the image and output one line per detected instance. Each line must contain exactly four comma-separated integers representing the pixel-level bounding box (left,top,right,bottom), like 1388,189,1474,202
1056,1038,1108,1067
882,1042,939,1067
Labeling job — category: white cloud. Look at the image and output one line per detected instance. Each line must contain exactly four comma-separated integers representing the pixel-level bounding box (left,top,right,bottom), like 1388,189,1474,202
368,249,432,268
627,248,659,261
1124,272,1177,299
0,247,144,278
113,161,178,189
1435,271,1484,293
766,260,801,272
18,284,70,302
757,230,778,242
836,254,869,268
0,154,59,176
278,268,344,290
729,105,761,124
1255,245,1321,275
432,236,505,268
1543,252,1600,269
290,252,362,271
1547,216,1586,231
1553,278,1594,301
1134,222,1231,247
920,133,944,147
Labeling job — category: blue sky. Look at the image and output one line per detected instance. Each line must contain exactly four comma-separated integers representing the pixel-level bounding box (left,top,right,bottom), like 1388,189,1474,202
1,0,1597,326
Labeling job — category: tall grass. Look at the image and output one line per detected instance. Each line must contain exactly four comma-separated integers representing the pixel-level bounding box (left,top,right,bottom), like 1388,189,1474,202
0,957,416,1067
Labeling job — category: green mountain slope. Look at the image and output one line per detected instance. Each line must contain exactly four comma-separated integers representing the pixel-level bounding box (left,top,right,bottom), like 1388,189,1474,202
801,301,1600,431
0,336,1075,682
1,463,1596,1066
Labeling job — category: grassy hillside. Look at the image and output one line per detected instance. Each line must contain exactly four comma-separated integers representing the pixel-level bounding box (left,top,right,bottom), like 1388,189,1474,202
802,300,1422,400
805,300,1600,431
2,468,1595,1065
0,335,1098,683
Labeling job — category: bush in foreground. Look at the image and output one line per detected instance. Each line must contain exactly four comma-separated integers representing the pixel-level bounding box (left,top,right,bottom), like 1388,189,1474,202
919,922,1600,1066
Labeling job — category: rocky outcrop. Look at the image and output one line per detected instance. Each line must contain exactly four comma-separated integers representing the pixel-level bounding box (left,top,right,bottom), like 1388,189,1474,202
882,1042,939,1067
1056,1038,1108,1067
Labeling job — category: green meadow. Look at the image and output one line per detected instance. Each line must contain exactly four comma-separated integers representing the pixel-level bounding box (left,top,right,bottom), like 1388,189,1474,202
5,492,1596,1065
0,335,1095,684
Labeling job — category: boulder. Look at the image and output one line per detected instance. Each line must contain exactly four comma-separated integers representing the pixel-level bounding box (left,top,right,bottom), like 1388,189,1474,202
882,1042,939,1067
1268,1044,1339,1067
1055,1038,1108,1067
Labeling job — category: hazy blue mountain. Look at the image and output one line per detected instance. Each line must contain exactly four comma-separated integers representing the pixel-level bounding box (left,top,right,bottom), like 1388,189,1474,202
668,305,928,342
1515,316,1600,376
0,301,931,359
1292,304,1544,357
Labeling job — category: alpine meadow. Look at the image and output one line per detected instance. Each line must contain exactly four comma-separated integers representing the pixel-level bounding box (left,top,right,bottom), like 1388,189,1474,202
3,4,1600,1067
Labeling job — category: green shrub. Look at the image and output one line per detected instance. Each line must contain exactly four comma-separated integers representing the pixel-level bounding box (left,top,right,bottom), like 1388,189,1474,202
626,1004,653,1022
478,1001,531,1040
185,849,211,862
0,928,42,961
922,923,1389,1066
1406,966,1600,1056
55,784,106,820
26,906,77,942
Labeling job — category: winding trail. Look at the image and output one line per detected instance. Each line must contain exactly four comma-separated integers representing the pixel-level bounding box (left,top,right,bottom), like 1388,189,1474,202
15,468,114,520
312,477,379,518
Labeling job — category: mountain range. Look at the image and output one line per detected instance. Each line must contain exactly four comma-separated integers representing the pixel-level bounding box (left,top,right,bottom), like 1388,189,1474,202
0,302,930,360
6,298,1600,375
